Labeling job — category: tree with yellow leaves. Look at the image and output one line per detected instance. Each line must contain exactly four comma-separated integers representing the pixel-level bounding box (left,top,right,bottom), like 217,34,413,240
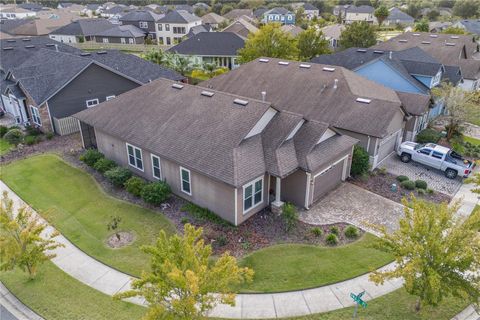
115,224,254,320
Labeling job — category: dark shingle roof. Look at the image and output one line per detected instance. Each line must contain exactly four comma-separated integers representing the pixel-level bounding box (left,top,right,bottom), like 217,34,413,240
157,10,200,23
346,5,374,13
94,25,145,38
119,10,163,22
169,32,244,56
303,3,318,11
396,91,431,116
457,19,480,35
442,65,462,85
386,8,414,23
50,19,114,36
265,7,292,15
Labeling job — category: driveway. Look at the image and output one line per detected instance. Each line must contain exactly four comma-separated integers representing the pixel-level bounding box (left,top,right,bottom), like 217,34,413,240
299,183,404,234
380,153,463,196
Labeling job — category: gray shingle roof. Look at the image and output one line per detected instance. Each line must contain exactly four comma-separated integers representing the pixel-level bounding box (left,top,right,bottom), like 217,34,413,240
396,91,431,116
119,10,163,22
157,10,200,23
386,8,414,23
50,19,114,36
442,65,462,85
168,32,244,56
265,7,292,15
346,5,374,13
303,3,318,11
94,24,145,38
457,19,480,35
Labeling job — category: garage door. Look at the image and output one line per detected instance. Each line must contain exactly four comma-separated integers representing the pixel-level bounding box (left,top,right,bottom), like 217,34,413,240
377,132,399,165
312,162,344,203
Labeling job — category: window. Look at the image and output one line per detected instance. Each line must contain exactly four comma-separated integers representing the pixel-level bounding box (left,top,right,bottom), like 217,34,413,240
128,38,134,44
157,23,162,31
120,37,126,44
165,24,170,31
173,26,186,34
126,143,143,171
166,37,171,45
158,37,164,45
419,148,432,155
30,106,41,126
432,151,444,159
86,99,99,108
139,21,148,28
180,167,191,195
151,154,162,179
106,95,115,101
243,177,263,213
103,38,109,43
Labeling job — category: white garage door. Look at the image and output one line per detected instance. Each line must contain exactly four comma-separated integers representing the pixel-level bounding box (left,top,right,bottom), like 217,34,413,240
377,132,400,165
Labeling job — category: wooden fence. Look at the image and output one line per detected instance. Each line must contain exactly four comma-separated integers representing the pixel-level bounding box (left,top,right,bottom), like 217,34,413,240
53,117,80,136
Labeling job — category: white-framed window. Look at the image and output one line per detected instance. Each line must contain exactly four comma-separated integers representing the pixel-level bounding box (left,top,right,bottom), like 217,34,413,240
128,38,134,44
151,154,162,179
106,95,116,101
86,99,99,108
30,105,41,126
243,176,263,214
165,23,170,31
139,21,148,28
126,143,143,171
157,23,162,31
120,37,126,44
180,167,191,195
103,38,109,43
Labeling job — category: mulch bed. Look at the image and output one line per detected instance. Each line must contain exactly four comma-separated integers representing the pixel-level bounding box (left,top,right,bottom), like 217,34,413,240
106,231,136,249
350,171,451,205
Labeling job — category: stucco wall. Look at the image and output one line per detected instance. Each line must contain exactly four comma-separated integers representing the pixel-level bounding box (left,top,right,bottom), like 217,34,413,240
282,169,307,207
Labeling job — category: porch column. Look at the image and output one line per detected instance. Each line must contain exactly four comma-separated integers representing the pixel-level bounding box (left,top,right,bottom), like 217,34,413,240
271,177,284,212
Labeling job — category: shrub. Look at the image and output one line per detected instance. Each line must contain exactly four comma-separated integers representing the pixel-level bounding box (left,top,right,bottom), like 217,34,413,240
24,135,37,145
104,167,132,187
417,188,426,196
426,188,435,194
282,203,298,232
3,129,23,145
181,203,231,226
344,226,359,239
25,125,42,136
46,132,54,140
93,158,116,173
378,167,387,175
329,226,339,235
216,234,228,247
351,145,370,176
180,217,189,224
80,149,104,167
141,181,171,205
326,233,338,245
124,176,146,197
401,180,416,190
416,128,442,144
415,179,428,190
396,175,409,182
311,227,323,237
0,125,8,137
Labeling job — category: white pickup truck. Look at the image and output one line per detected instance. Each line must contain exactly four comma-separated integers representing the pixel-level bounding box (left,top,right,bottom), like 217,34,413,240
397,142,475,179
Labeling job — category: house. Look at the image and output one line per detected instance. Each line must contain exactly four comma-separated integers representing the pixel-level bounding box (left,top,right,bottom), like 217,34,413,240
384,8,414,26
82,4,103,17
0,37,184,134
429,21,452,33
223,9,253,21
56,3,85,14
301,3,320,20
342,5,376,24
18,3,46,12
119,10,163,39
100,5,128,20
173,5,194,14
202,58,408,169
186,24,212,38
74,77,357,225
0,5,37,20
155,10,202,46
453,19,480,36
201,12,226,29
253,7,268,20
281,25,304,37
222,16,258,39
49,19,114,43
262,7,295,25
168,32,244,69
192,2,210,12
320,24,345,49
94,25,146,44
1,13,80,38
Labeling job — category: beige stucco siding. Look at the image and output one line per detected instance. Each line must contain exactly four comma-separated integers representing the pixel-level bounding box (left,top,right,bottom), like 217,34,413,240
282,169,307,207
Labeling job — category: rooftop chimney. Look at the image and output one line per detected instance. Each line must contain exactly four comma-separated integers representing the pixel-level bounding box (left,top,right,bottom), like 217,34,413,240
261,91,266,102
333,79,338,89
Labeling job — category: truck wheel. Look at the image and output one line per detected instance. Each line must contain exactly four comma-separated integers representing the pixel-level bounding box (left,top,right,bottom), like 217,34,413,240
400,153,411,163
445,169,457,179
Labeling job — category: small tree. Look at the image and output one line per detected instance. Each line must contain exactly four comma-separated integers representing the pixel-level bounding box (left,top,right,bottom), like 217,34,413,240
369,197,480,311
115,224,254,319
350,145,370,176
339,21,377,49
282,202,298,232
143,49,168,65
107,216,122,241
0,192,64,278
374,5,389,26
414,19,429,32
297,28,331,60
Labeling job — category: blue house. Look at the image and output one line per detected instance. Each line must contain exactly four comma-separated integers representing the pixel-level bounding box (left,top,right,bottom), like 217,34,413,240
262,7,295,25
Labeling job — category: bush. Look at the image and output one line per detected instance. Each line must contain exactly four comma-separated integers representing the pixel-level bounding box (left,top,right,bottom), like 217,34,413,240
25,125,42,136
416,128,442,144
181,203,231,226
216,234,228,247
427,188,435,194
124,176,146,197
311,227,323,237
401,180,416,190
282,203,298,232
0,125,8,137
93,158,116,173
329,226,339,235
46,132,54,140
344,226,359,239
396,175,409,182
24,135,38,145
180,217,189,224
351,145,370,176
415,179,428,190
3,129,24,145
80,149,104,167
326,233,338,245
417,188,426,196
141,181,171,205
104,167,132,187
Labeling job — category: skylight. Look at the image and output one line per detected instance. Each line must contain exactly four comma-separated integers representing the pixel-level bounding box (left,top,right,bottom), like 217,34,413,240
413,33,420,36
445,42,456,46
233,98,249,106
278,61,289,66
356,49,367,52
399,39,408,43
421,41,431,44
356,97,371,104
429,34,438,38
450,35,459,39
172,83,184,89
299,64,311,69
259,58,269,63
373,50,384,54
201,90,214,97
322,67,335,72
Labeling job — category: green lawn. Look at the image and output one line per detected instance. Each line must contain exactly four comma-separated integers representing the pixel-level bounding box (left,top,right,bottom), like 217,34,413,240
237,234,393,293
464,135,480,146
0,262,145,320
0,138,13,155
0,154,176,276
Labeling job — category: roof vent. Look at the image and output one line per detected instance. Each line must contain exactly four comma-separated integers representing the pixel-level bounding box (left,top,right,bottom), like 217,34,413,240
429,34,438,38
299,63,311,69
333,79,338,89
278,61,289,66
421,41,431,44
6,39,15,42
322,67,335,72
96,51,107,54
22,38,31,41
356,49,367,52
45,43,55,47
413,33,420,36
399,39,408,43
3,47,13,50
259,58,269,63
172,83,184,89
450,35,459,39
201,90,214,97
233,98,249,106
80,52,91,56
373,50,384,54
25,45,35,48
445,42,456,46
356,97,371,104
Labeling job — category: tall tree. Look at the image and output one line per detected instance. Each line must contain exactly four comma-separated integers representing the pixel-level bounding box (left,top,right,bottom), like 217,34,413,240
370,197,480,311
339,21,377,49
115,224,253,320
354,0,372,6
238,23,299,63
431,81,478,140
297,28,331,60
414,18,430,32
453,0,480,18
143,49,168,65
374,5,390,26
0,192,63,278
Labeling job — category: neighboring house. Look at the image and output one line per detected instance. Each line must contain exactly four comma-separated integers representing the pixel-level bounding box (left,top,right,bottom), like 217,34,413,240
222,16,258,39
253,7,268,20
185,24,211,38
0,15,79,38
262,7,295,25
320,24,345,49
168,32,244,69
74,77,357,225
49,19,114,43
420,7,453,18
18,3,45,12
223,9,253,21
281,25,304,37
202,58,408,169
193,2,210,12
343,5,376,24
94,25,146,44
0,37,184,134
57,3,85,14
201,12,226,29
101,5,128,19
456,59,480,91
155,10,202,45
384,8,414,26
301,3,320,20
453,19,480,36
173,5,194,14
82,4,103,17
119,10,163,39
57,2,74,9
0,5,37,19
429,21,452,33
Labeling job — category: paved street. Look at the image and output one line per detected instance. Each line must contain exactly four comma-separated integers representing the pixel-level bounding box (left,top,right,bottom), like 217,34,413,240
1,305,18,320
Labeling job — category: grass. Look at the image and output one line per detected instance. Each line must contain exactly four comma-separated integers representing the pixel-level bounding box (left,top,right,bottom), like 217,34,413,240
237,233,393,293
0,154,176,276
0,138,13,155
0,262,145,320
464,135,480,146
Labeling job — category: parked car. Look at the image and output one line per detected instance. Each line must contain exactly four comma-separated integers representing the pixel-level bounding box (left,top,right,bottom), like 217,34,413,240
397,142,475,179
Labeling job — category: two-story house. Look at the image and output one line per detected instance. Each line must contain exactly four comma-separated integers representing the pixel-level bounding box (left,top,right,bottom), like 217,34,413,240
49,19,114,44
301,3,320,20
262,7,295,25
119,10,163,40
343,5,376,24
155,10,202,45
